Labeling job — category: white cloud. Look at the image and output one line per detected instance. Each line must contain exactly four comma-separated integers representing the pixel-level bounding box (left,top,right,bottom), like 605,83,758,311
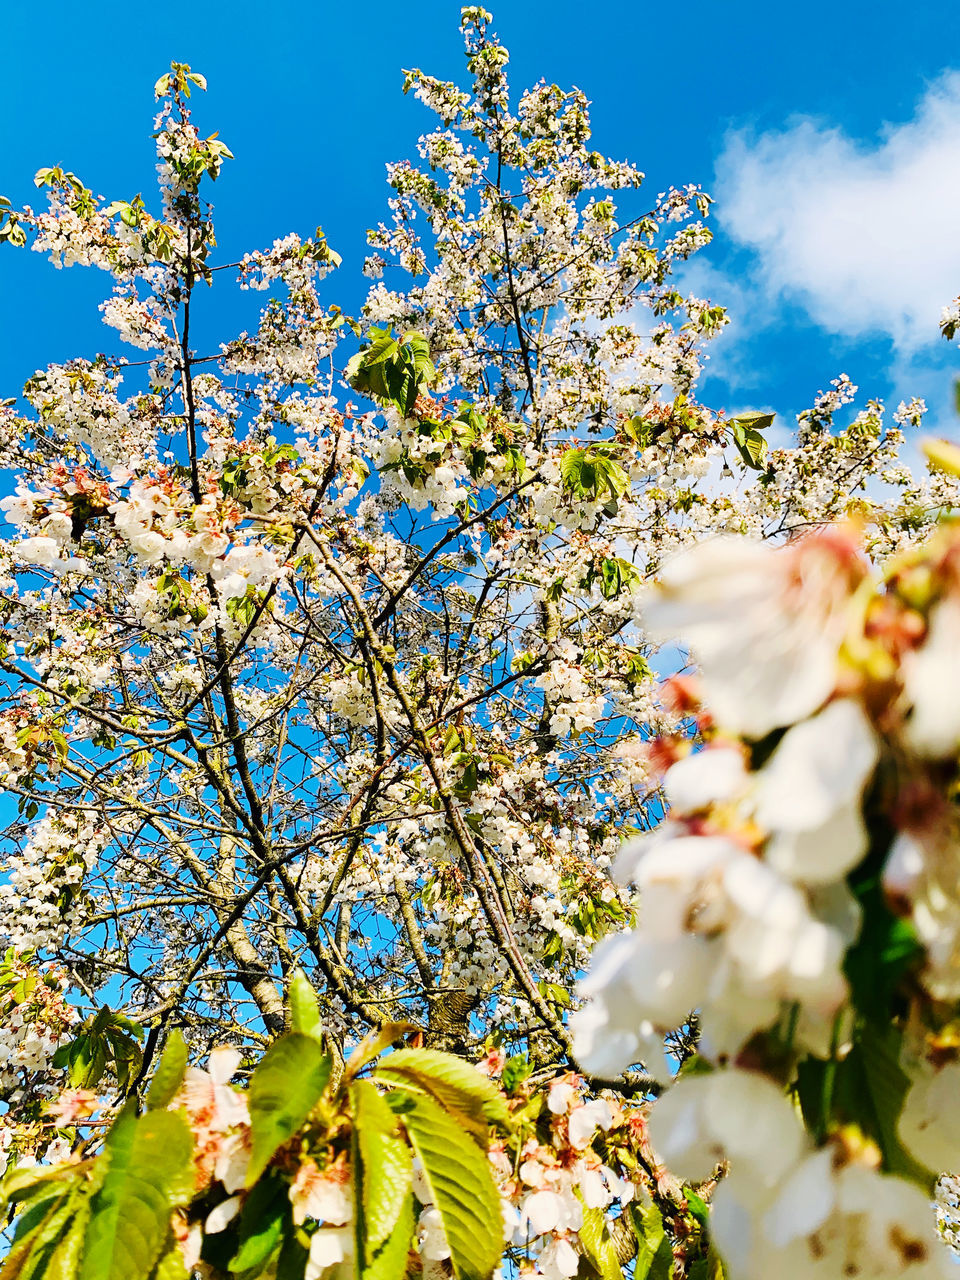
715,74,960,354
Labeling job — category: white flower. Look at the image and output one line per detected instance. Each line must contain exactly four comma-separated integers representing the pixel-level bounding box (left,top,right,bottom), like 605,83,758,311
571,927,709,1082
521,1187,582,1236
537,1237,580,1280
205,1195,241,1233
643,535,855,738
16,536,61,568
567,1099,613,1149
290,1161,353,1227
647,1069,805,1186
662,746,747,815
547,1080,577,1114
418,1206,451,1261
208,1045,241,1085
712,1158,953,1280
754,699,878,885
306,1226,353,1280
903,600,960,758
720,855,848,1015
523,1189,565,1235
42,1136,72,1165
898,1062,960,1173
214,1133,250,1193
579,1166,609,1209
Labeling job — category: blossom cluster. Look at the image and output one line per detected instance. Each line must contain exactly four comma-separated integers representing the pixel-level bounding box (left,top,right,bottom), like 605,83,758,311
575,519,960,1275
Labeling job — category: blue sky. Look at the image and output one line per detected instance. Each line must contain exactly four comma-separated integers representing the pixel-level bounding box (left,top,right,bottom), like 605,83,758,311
3,0,960,433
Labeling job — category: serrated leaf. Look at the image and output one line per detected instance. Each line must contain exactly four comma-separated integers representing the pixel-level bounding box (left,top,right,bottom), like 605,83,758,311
288,971,324,1042
146,1031,188,1111
375,1049,510,1139
395,1088,501,1280
2,1160,91,1223
577,1201,623,1280
78,1105,193,1280
246,1034,331,1186
560,448,586,495
350,1080,412,1257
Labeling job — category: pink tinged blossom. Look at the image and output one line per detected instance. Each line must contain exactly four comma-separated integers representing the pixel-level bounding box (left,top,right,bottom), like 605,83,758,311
290,1160,353,1227
643,535,857,739
547,1080,577,1114
47,1088,99,1125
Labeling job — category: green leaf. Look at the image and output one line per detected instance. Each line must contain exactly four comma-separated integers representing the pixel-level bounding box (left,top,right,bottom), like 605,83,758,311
500,1055,532,1092
230,1175,288,1272
146,1031,188,1111
276,1233,309,1280
246,1033,331,1186
393,1088,502,1280
843,869,923,1021
841,1023,936,1186
683,1189,710,1227
732,411,775,432
560,448,586,495
577,1201,623,1280
12,1184,71,1243
363,1193,415,1280
350,1080,413,1256
2,1160,86,1215
46,1196,92,1280
288,971,324,1042
730,419,768,470
17,1190,82,1280
676,1054,714,1081
78,1105,193,1280
632,1200,673,1280
374,1049,510,1139
688,1249,725,1280
147,1231,189,1280
346,327,437,416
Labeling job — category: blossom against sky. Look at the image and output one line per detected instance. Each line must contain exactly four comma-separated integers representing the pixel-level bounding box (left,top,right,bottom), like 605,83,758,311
2,0,960,429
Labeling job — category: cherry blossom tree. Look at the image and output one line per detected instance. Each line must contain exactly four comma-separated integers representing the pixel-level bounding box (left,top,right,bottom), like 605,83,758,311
1,8,959,1280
